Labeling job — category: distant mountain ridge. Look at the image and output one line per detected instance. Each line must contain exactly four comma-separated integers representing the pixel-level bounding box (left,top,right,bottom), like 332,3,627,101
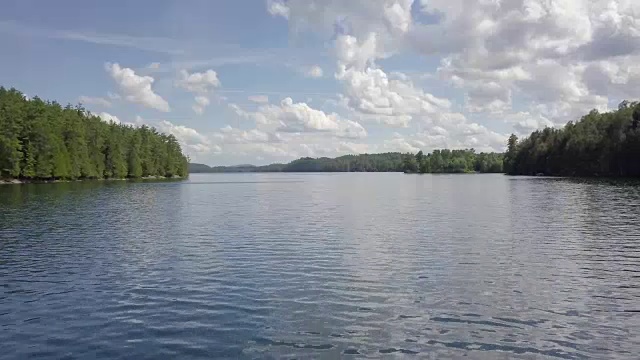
188,163,278,173
188,153,408,173
189,150,506,174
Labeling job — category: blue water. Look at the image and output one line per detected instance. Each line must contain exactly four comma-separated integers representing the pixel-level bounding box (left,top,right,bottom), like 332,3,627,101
1,173,640,359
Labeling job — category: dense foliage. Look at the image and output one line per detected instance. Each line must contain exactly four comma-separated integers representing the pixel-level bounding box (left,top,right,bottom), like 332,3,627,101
190,153,407,173
283,153,407,172
504,102,640,177
0,87,189,180
191,151,504,174
403,149,504,173
189,163,285,173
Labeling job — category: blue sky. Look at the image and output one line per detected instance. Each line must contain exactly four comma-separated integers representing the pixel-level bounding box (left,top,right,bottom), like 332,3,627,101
1,0,638,165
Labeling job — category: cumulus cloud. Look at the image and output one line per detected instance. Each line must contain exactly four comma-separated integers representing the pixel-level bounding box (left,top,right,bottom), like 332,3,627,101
105,63,170,112
208,97,373,161
214,125,279,145
267,8,456,129
419,0,636,119
158,120,218,155
267,0,290,18
161,118,369,162
304,65,324,78
504,112,555,136
176,69,221,93
98,112,120,124
270,0,639,143
65,0,640,164
381,133,422,153
78,95,111,108
96,112,144,127
464,82,512,114
237,97,368,139
176,69,221,114
192,95,210,115
333,33,455,128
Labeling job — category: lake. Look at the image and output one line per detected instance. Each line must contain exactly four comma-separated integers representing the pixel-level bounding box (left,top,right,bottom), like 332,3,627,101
1,173,640,359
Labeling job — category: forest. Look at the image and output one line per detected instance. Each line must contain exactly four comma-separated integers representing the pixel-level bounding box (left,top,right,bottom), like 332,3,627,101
190,153,407,173
0,87,189,181
190,150,504,173
504,101,640,177
403,149,504,173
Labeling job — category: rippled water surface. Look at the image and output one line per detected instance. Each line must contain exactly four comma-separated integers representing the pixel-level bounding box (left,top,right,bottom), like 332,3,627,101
2,173,640,359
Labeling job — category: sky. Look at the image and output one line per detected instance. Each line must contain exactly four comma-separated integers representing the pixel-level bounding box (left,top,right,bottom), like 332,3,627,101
1,0,639,165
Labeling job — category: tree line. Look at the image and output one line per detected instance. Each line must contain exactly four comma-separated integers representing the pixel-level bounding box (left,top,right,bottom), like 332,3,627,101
282,153,408,172
190,153,408,173
191,151,504,173
504,101,640,177
0,87,189,181
403,149,504,173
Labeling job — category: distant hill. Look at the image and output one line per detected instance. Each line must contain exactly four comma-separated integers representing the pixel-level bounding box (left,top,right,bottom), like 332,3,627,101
188,163,214,173
188,152,408,173
188,162,284,173
189,149,506,174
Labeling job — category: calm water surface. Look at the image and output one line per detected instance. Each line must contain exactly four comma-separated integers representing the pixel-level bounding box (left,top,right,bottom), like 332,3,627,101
1,173,640,359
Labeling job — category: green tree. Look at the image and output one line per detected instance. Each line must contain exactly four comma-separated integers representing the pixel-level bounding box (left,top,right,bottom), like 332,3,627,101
127,131,143,178
403,154,419,173
0,87,189,181
503,134,518,175
0,87,25,178
506,102,640,177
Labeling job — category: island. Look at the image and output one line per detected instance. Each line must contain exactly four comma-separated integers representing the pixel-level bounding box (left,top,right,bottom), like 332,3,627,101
0,87,189,183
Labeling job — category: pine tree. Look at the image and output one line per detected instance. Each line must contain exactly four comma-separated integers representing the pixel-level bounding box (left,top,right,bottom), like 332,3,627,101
0,87,189,181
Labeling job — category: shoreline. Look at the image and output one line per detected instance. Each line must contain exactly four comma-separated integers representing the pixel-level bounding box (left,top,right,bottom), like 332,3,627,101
0,175,186,185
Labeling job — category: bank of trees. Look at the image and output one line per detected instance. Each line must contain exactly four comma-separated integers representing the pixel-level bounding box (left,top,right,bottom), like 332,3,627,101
0,87,189,180
403,149,504,173
504,101,640,177
282,153,407,172
191,153,408,173
191,150,504,174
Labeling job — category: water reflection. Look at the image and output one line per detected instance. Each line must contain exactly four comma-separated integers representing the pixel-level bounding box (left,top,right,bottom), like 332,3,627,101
1,174,639,359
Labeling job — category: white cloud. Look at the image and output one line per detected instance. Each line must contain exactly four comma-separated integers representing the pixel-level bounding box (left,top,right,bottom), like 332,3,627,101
381,133,421,153
271,97,342,132
192,95,210,115
304,65,324,78
15,0,640,165
418,0,637,119
271,0,639,150
248,95,269,104
333,33,454,128
267,0,290,19
97,112,144,128
206,98,373,162
464,82,511,114
214,125,278,144
504,112,555,136
105,63,170,112
78,95,111,107
176,69,221,114
237,97,367,139
134,115,145,126
158,120,217,155
176,69,221,94
98,112,120,125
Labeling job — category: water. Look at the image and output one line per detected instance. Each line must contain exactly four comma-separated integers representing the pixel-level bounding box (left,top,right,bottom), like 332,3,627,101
1,173,640,359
